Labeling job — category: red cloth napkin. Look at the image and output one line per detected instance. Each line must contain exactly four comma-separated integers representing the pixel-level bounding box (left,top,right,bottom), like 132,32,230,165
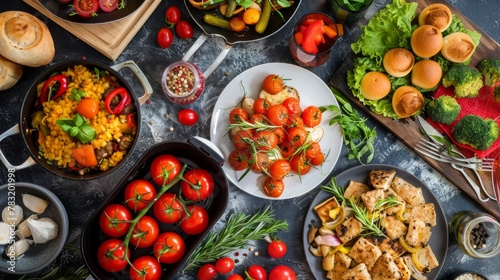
431,85,500,159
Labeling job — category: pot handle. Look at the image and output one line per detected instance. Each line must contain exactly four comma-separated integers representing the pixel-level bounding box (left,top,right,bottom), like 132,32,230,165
190,136,224,166
0,124,36,170
110,60,153,106
182,33,232,79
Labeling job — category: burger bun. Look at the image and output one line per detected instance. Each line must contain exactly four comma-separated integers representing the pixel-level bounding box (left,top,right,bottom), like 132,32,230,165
383,48,415,77
360,71,391,100
411,60,442,89
411,25,443,58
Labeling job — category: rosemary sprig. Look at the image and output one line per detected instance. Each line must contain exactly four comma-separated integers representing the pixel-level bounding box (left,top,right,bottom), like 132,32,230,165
349,197,386,237
321,177,348,206
227,119,279,132
183,206,288,272
374,195,402,210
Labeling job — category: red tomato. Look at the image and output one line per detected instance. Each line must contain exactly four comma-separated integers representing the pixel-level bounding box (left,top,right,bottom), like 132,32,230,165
150,154,182,186
99,204,132,237
228,149,250,171
124,179,157,212
98,0,118,12
267,104,288,126
279,140,297,159
129,256,162,280
273,127,287,144
73,0,98,18
253,130,278,150
165,6,181,27
97,239,129,272
251,151,270,172
229,107,249,124
305,142,321,159
76,98,99,119
268,265,296,280
130,216,160,248
284,115,304,132
287,127,308,148
301,106,322,127
228,274,244,280
231,129,253,150
269,159,291,181
176,20,194,39
262,74,285,94
310,152,325,166
290,154,311,175
178,108,199,126
263,177,285,198
268,240,287,258
249,113,267,125
253,98,271,114
247,264,267,280
153,193,183,224
181,168,215,201
153,232,185,264
198,264,217,280
157,27,174,48
282,97,302,116
180,205,209,235
215,257,235,274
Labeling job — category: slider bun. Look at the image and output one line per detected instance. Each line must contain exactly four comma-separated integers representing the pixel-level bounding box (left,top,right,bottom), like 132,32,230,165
383,48,415,77
411,25,443,58
392,86,424,118
360,71,391,100
418,3,453,32
0,54,22,91
411,60,442,89
441,32,475,63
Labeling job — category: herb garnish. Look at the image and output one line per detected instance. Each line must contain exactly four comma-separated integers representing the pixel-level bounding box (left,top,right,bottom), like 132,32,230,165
56,113,96,143
68,88,86,101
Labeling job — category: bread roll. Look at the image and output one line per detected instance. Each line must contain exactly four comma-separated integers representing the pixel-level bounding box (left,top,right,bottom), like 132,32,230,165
0,11,55,67
410,25,443,58
411,60,442,89
418,3,453,32
0,54,22,91
392,86,424,118
360,71,391,100
441,32,475,63
383,48,415,77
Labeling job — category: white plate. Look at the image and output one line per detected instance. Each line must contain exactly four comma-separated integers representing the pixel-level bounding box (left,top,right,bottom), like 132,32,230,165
209,63,343,199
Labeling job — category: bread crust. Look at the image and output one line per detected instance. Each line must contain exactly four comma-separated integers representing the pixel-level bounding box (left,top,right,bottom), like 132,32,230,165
0,54,22,91
0,11,55,67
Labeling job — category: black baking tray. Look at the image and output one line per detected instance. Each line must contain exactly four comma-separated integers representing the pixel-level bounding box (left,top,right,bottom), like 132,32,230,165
81,137,229,279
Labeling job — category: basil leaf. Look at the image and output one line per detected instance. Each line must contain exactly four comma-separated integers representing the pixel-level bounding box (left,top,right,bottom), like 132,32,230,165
276,0,291,8
69,127,79,137
78,125,96,143
73,113,85,127
69,88,86,101
56,119,74,132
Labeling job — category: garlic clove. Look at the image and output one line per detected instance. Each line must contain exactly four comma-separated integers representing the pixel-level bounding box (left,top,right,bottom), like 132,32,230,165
0,222,12,245
27,216,58,244
22,194,49,214
5,239,33,258
15,214,37,239
2,205,23,226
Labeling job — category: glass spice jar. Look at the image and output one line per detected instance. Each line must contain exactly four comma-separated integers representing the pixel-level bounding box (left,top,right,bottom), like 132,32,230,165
450,211,500,258
161,61,205,105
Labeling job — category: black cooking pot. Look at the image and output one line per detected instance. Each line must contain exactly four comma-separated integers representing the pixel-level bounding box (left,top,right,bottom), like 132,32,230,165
0,60,152,180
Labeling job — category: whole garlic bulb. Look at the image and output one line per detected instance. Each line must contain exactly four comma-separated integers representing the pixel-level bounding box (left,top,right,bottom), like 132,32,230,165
27,216,58,244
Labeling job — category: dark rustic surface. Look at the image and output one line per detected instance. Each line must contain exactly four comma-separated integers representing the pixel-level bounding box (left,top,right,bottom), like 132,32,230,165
0,0,499,279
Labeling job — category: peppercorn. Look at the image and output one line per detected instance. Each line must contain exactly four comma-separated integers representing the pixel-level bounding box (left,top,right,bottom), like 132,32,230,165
166,65,195,96
469,222,489,249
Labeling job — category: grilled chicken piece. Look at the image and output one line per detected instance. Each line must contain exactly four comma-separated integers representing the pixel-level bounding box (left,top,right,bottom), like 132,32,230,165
367,236,406,259
410,203,437,227
391,177,425,206
369,169,396,190
394,257,411,280
413,244,440,273
381,215,408,240
348,237,382,271
405,218,432,247
335,217,363,244
360,189,385,212
382,188,405,215
344,180,371,200
314,197,340,223
341,263,372,280
370,253,402,280
327,251,353,280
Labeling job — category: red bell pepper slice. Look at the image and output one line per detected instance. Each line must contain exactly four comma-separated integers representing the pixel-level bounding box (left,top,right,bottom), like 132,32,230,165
39,74,68,103
300,19,325,55
104,87,131,115
126,113,136,128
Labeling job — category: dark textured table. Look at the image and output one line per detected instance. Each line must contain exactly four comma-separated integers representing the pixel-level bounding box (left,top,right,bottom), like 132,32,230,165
0,0,499,279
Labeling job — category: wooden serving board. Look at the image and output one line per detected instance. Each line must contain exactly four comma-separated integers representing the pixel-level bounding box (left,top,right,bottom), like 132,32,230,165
23,0,162,60
330,0,500,220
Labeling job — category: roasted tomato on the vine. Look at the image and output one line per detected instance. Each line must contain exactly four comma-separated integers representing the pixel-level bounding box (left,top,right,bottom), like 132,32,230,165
124,179,157,212
99,203,132,237
97,239,129,272
176,20,194,39
129,215,160,249
153,232,185,264
262,74,285,94
73,0,98,18
129,256,162,280
301,105,322,127
267,104,288,126
165,6,181,27
157,27,174,48
150,154,181,186
153,193,183,224
269,159,291,181
180,204,209,235
181,168,215,201
228,149,250,171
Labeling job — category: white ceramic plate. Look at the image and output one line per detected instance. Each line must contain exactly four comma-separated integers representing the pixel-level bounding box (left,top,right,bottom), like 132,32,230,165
209,63,343,199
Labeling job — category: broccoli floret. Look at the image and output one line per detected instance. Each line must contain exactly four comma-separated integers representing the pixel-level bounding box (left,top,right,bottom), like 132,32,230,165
452,115,499,150
442,64,483,98
426,95,461,125
478,58,500,87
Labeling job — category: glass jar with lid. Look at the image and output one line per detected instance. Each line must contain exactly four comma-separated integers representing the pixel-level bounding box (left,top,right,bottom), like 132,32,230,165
161,61,205,105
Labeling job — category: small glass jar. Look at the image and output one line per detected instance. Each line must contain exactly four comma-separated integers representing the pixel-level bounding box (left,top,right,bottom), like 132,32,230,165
162,61,205,105
450,211,500,258
328,0,373,24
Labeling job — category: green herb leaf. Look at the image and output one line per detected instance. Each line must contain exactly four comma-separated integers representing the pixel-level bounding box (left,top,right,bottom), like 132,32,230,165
78,125,96,143
69,127,79,137
68,88,86,101
73,113,85,127
56,119,74,132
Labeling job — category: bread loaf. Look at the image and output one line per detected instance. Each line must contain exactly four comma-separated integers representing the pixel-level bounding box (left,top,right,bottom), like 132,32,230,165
0,54,23,91
0,11,55,67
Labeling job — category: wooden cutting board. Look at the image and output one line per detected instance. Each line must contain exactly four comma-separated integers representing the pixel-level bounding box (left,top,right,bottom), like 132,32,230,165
330,0,500,220
23,0,162,60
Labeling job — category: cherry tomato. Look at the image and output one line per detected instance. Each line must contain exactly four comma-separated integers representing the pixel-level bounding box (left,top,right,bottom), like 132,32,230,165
97,239,129,272
263,177,285,198
73,0,98,18
165,6,181,27
287,127,308,148
229,107,249,124
268,265,296,280
231,129,253,150
253,130,278,150
150,154,181,186
98,0,118,12
157,27,174,48
262,74,285,94
180,205,209,235
279,140,297,159
305,142,321,159
228,274,244,280
181,168,215,201
99,204,132,237
176,20,194,39
153,231,185,264
130,216,160,249
253,98,271,114
228,149,250,171
229,17,246,32
124,179,157,212
267,104,288,126
215,257,235,274
178,108,199,126
76,98,99,119
282,97,302,116
310,152,325,166
247,264,267,280
153,193,183,224
268,240,287,258
273,127,287,144
251,151,270,172
284,115,304,132
269,159,291,181
290,154,311,175
301,106,322,127
129,256,162,280
198,264,217,280
249,113,267,125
